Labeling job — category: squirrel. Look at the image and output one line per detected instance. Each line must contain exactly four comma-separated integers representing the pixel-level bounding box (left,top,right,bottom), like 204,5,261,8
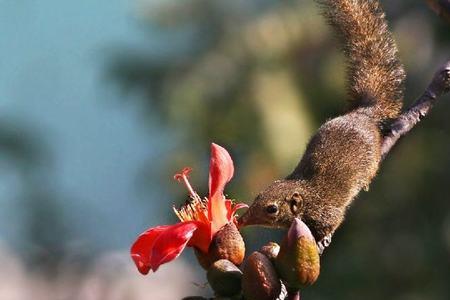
238,0,406,252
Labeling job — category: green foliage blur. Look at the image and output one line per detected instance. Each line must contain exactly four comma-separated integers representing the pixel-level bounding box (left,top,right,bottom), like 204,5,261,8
108,0,450,298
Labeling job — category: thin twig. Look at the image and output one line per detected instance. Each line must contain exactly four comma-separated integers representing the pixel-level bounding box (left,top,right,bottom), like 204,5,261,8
381,60,450,159
286,290,300,300
425,0,450,22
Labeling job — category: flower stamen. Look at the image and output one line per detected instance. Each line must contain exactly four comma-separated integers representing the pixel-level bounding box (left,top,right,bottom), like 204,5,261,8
174,167,201,202
173,196,208,223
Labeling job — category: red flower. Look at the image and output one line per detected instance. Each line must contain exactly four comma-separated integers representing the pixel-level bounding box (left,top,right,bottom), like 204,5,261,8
131,143,247,274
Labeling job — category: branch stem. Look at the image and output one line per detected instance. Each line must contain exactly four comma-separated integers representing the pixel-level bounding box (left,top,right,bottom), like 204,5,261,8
286,291,300,300
381,60,450,159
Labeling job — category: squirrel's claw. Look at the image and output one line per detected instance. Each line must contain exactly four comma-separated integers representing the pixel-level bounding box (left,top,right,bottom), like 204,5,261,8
317,234,332,255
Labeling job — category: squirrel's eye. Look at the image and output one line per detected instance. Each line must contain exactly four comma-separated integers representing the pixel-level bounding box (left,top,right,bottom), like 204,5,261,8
266,204,279,215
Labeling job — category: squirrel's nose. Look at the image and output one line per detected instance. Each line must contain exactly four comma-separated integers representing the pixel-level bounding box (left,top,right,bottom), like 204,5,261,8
237,209,252,228
237,214,246,227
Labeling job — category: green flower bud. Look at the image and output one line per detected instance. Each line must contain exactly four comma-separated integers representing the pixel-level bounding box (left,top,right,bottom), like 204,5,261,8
275,218,320,290
207,259,242,297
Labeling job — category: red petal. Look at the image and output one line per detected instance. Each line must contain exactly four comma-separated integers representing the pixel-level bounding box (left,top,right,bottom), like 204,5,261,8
130,225,170,275
187,221,212,253
150,222,199,272
208,143,234,232
231,203,249,218
208,143,234,197
225,200,249,224
225,199,233,220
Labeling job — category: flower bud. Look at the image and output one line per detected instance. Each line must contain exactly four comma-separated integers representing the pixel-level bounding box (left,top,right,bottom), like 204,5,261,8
259,242,280,261
206,259,242,297
242,251,281,300
195,222,245,269
275,218,320,290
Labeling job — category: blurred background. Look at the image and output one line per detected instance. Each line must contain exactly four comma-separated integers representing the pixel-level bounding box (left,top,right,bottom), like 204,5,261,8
0,0,449,299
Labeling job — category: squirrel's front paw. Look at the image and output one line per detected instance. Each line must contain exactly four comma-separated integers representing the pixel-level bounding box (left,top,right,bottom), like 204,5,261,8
317,233,332,255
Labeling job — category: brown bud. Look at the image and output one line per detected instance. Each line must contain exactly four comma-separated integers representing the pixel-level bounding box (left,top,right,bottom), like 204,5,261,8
195,222,245,269
275,218,320,290
242,251,281,300
206,259,242,297
259,242,280,261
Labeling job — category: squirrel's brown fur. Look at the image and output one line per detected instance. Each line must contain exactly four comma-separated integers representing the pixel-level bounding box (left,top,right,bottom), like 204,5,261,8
239,0,406,247
321,0,405,120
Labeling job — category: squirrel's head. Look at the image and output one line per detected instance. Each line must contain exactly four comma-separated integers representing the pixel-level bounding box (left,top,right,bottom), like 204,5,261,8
238,179,306,229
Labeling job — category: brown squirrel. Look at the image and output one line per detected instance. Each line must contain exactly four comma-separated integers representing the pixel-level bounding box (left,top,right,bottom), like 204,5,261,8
239,0,406,252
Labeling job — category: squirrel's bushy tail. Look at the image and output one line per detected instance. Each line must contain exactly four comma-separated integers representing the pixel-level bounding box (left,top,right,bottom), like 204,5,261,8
317,0,405,120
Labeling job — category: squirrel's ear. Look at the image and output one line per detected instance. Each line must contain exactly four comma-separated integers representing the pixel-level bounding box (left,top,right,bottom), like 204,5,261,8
286,192,303,215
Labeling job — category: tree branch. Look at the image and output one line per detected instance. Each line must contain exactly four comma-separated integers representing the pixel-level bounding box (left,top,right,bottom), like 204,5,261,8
286,291,300,300
425,0,450,22
381,60,450,159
